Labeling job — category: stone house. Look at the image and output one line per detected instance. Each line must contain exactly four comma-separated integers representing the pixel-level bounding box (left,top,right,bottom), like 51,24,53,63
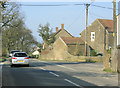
41,24,86,59
42,24,73,50
53,24,73,40
80,19,114,54
53,37,85,59
41,24,73,56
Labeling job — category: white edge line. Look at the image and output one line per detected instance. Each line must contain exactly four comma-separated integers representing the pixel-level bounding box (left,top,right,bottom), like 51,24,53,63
64,79,81,87
49,72,59,77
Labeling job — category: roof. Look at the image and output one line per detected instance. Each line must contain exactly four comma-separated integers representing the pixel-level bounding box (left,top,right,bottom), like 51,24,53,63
98,19,118,32
53,29,73,37
98,19,114,32
61,37,84,44
80,19,115,35
32,50,39,55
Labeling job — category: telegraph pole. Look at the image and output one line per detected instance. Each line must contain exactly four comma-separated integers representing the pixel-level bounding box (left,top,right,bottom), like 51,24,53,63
113,0,117,48
85,3,90,56
0,1,2,58
111,0,117,72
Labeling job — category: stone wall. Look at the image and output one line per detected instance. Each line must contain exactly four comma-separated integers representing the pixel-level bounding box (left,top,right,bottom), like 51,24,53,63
40,37,103,62
67,44,85,56
40,50,55,60
108,33,114,49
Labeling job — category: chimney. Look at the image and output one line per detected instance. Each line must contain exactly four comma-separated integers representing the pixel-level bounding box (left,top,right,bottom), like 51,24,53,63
61,24,64,30
56,27,58,32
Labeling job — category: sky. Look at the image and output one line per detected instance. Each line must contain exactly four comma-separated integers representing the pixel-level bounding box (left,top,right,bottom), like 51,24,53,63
17,1,119,43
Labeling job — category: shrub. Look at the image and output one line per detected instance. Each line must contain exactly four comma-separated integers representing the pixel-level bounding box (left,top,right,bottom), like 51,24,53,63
103,69,112,72
90,50,97,56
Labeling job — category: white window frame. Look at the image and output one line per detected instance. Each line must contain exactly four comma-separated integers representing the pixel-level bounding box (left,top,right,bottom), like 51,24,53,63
91,32,95,41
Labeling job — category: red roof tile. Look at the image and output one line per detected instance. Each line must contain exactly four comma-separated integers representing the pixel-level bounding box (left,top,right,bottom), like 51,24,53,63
98,19,117,32
61,37,84,44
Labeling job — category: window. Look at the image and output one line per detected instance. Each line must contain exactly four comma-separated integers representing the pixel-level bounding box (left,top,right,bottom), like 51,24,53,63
14,53,27,57
91,32,95,41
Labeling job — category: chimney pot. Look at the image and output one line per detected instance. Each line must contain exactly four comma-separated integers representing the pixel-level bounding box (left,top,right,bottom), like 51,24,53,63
61,24,64,30
56,27,58,32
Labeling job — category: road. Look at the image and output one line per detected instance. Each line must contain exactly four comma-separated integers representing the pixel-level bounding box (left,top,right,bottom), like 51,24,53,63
1,58,119,88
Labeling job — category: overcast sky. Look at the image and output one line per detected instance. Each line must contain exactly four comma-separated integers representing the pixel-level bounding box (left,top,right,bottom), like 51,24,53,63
18,1,119,43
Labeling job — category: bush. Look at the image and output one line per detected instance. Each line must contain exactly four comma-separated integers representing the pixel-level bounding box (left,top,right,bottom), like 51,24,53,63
103,69,112,72
90,50,97,56
107,49,111,54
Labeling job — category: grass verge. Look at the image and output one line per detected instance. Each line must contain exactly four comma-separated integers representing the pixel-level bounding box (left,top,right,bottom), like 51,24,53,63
0,58,6,62
103,69,112,73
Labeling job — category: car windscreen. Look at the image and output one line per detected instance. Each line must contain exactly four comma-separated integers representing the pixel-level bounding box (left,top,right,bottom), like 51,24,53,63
14,53,27,57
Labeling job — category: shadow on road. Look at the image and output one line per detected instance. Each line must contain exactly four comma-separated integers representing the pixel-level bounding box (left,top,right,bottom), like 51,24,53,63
2,59,118,88
2,63,98,87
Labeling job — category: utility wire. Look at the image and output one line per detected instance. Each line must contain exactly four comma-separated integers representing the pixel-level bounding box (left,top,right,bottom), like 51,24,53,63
19,4,84,6
89,10,110,18
4,3,118,10
67,6,86,29
91,4,118,10
17,3,118,10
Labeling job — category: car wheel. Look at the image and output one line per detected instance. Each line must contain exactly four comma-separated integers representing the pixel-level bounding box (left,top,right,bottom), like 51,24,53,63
27,64,29,67
11,64,14,67
25,64,29,67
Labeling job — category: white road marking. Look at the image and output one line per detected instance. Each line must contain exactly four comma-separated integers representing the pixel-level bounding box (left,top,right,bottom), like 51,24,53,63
39,67,46,71
49,72,59,77
38,60,49,63
57,65,76,71
64,79,82,87
38,60,76,71
103,77,110,79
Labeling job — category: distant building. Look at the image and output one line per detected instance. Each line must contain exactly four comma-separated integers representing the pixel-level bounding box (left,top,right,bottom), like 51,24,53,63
32,50,40,55
80,19,114,54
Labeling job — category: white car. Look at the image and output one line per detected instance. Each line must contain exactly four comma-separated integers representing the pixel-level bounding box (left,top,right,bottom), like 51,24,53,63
10,52,29,67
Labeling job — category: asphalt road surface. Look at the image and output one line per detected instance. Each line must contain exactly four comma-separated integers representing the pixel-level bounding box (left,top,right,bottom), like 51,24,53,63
1,59,119,88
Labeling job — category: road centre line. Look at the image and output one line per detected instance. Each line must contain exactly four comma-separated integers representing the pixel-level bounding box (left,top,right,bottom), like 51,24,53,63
38,60,76,71
57,65,76,71
39,60,49,63
49,72,59,77
64,79,83,87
